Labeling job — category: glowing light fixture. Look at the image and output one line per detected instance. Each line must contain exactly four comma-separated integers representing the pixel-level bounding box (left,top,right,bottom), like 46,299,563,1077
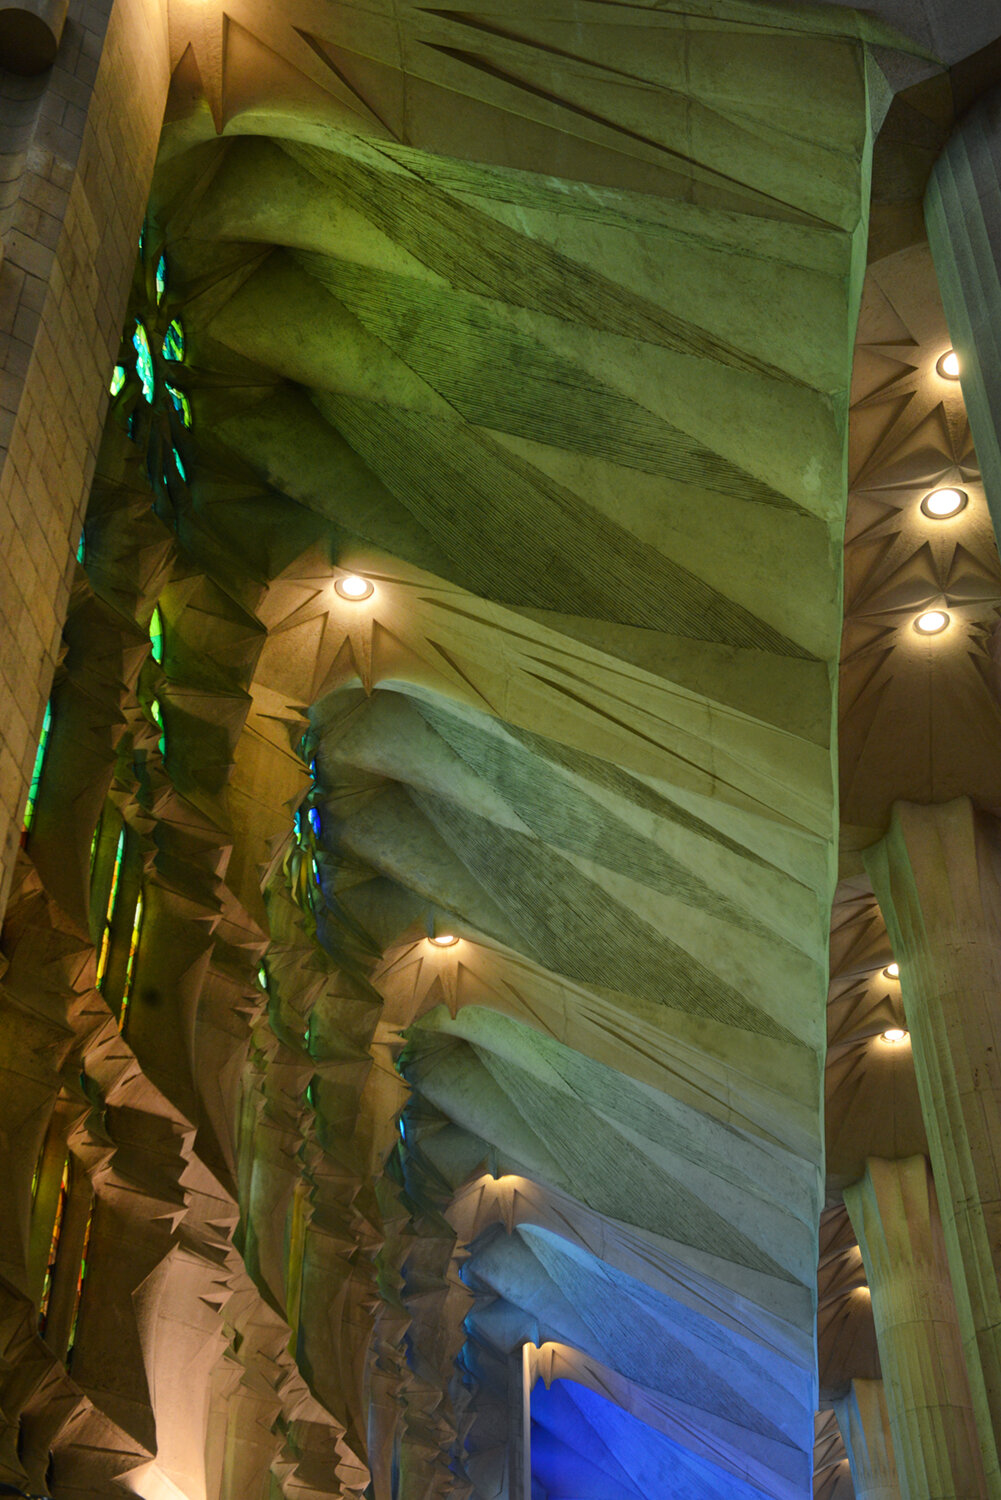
921,487,967,519
335,574,374,600
882,1027,908,1044
937,349,960,380
883,962,899,979
914,610,949,635
429,934,458,947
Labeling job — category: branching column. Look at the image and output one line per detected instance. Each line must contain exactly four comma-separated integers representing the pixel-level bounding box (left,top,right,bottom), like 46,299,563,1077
844,1156,987,1499
833,1380,900,1500
866,799,1001,1489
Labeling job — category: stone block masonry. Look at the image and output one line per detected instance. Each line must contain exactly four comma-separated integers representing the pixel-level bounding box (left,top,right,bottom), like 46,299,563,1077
0,0,169,918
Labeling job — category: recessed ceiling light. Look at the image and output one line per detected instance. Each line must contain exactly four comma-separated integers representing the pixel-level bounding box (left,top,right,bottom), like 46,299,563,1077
883,962,899,979
921,487,968,519
882,1027,908,1044
937,349,961,380
428,934,458,947
914,610,949,635
335,574,373,600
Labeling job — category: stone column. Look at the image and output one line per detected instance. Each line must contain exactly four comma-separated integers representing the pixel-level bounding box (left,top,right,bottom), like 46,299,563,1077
833,1379,900,1500
926,88,1001,543
844,1156,989,1499
866,799,1001,1489
0,0,170,919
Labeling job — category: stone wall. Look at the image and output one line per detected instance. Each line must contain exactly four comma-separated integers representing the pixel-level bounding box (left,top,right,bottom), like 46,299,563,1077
0,0,168,919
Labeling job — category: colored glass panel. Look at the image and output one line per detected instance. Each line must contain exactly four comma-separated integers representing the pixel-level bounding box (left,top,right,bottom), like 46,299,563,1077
76,529,86,565
23,700,52,833
308,807,321,837
165,383,192,427
39,1155,70,1332
95,828,125,992
66,1202,93,1358
173,446,187,482
162,318,185,361
109,364,126,397
119,890,143,1034
156,253,167,304
149,605,164,665
257,963,268,991
133,321,154,403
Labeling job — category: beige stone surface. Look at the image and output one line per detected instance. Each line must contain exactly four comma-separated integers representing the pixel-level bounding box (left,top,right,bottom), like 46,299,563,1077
845,1154,990,1499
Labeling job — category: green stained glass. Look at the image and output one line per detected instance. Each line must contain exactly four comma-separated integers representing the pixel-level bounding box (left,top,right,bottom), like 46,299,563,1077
150,697,162,727
257,962,268,991
109,364,126,397
119,889,143,1034
156,253,167,304
163,319,185,361
133,321,154,403
23,700,52,833
96,828,125,992
76,529,86,565
165,383,192,428
149,605,164,665
173,446,187,482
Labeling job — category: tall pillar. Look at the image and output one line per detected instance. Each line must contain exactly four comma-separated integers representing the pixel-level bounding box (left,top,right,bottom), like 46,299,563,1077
833,1380,900,1500
0,0,170,919
844,1155,988,1499
866,799,1001,1488
926,88,1001,541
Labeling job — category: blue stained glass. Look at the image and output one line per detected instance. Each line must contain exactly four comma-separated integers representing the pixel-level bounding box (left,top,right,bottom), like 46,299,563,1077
308,807,321,837
165,383,192,428
309,757,317,781
173,447,187,482
293,810,302,842
132,321,154,403
162,319,185,361
312,856,321,887
156,254,167,304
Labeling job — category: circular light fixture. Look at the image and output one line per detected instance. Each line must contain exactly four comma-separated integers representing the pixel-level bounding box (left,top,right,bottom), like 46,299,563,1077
882,1027,909,1044
428,934,458,948
914,610,949,635
921,487,968,519
335,574,373,600
937,349,961,380
883,962,899,979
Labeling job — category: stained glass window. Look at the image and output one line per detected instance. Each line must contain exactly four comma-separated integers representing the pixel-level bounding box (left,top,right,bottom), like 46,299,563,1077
109,365,126,397
39,1155,70,1332
173,446,187,482
149,605,164,666
66,1202,93,1359
150,698,166,757
257,962,269,992
308,807,321,837
95,828,125,992
23,700,52,833
76,529,86,565
156,253,167,304
163,319,185,361
119,890,143,1034
165,383,192,428
133,321,155,403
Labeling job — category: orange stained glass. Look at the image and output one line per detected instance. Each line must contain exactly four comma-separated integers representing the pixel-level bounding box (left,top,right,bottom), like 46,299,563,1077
67,1202,94,1358
39,1155,70,1332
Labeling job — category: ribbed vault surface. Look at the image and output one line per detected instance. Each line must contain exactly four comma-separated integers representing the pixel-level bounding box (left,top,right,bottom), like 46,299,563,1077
0,3,888,1496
